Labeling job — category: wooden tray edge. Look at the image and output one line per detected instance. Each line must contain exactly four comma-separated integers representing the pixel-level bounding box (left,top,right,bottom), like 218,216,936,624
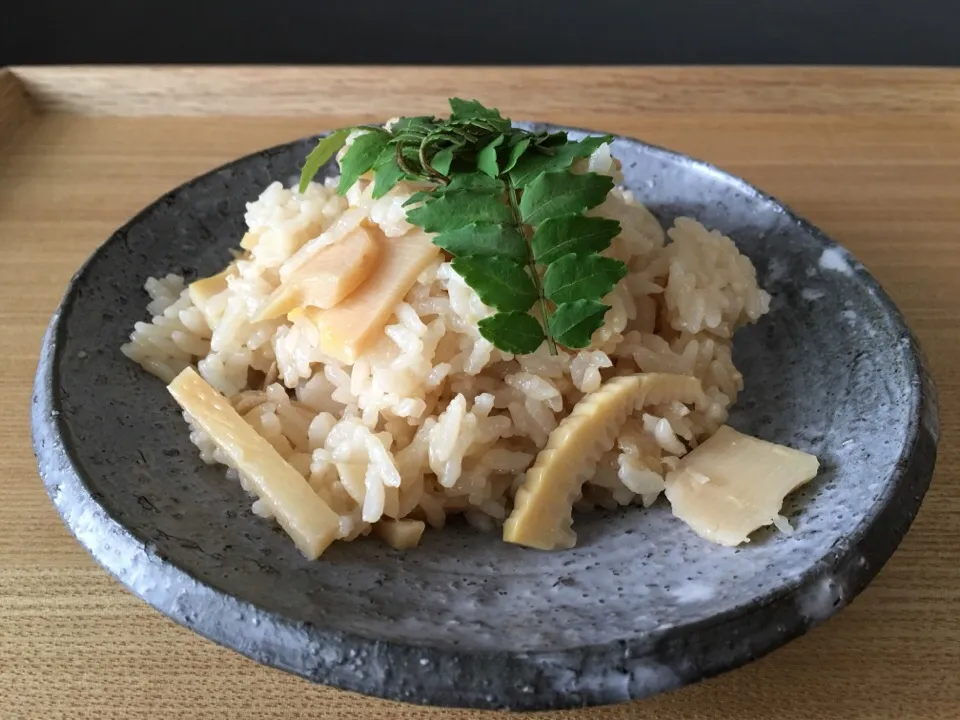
0,69,37,147
8,65,960,117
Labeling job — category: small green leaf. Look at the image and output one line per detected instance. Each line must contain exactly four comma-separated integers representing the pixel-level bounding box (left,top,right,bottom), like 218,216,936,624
299,129,350,193
508,151,557,187
562,135,614,161
390,116,436,132
477,134,505,177
449,98,506,123
406,190,512,233
519,171,614,225
509,135,614,186
543,253,628,305
531,215,621,265
503,137,531,173
451,257,538,312
445,173,504,192
398,143,423,164
478,312,545,354
537,131,569,147
403,173,502,208
433,223,528,263
371,146,406,199
549,300,609,349
508,131,531,146
431,147,454,176
402,190,433,207
354,124,393,133
338,131,389,195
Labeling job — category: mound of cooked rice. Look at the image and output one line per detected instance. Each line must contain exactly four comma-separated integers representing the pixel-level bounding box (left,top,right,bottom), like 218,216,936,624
122,143,770,545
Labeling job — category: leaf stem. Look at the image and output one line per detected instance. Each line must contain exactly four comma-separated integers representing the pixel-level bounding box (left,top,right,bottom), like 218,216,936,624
505,175,557,355
395,142,419,178
418,139,451,184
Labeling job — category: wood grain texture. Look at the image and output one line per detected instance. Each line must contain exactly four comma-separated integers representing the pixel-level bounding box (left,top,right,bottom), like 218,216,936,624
0,69,34,148
0,68,958,720
12,65,960,116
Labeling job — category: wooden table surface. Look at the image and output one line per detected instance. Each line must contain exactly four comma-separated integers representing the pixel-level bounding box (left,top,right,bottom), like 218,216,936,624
0,66,957,720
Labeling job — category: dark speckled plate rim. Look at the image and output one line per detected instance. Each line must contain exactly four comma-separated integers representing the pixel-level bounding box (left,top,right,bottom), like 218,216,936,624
31,126,940,711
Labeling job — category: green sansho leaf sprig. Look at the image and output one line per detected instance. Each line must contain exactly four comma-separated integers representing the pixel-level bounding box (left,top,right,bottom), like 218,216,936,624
298,99,627,355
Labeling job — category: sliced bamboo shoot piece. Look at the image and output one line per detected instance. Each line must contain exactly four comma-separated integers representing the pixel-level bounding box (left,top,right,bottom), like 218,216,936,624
188,267,232,327
239,230,261,250
292,230,439,364
168,367,340,559
255,226,381,321
504,373,703,550
665,425,819,546
374,518,426,550
280,207,368,282
382,476,425,520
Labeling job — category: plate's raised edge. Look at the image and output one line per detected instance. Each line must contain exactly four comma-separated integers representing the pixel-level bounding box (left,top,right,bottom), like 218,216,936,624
30,130,940,711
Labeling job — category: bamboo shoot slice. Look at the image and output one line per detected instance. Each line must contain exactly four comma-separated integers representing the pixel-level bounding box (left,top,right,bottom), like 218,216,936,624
293,230,439,364
168,367,340,559
239,230,261,250
255,226,381,321
504,373,703,550
664,425,819,546
188,267,232,327
280,207,368,282
374,518,426,550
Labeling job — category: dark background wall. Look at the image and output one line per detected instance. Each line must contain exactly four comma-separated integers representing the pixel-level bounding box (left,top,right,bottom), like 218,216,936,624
4,0,957,66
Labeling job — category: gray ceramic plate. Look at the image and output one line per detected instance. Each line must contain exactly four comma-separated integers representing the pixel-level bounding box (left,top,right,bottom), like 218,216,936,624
32,125,938,711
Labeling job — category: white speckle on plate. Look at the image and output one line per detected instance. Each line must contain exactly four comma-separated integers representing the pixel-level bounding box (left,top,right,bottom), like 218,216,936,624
766,258,788,283
842,309,857,322
672,581,715,605
801,288,825,301
819,247,854,276
796,574,845,623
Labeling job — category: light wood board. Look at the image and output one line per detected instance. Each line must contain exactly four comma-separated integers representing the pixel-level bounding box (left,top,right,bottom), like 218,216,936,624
0,66,958,720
